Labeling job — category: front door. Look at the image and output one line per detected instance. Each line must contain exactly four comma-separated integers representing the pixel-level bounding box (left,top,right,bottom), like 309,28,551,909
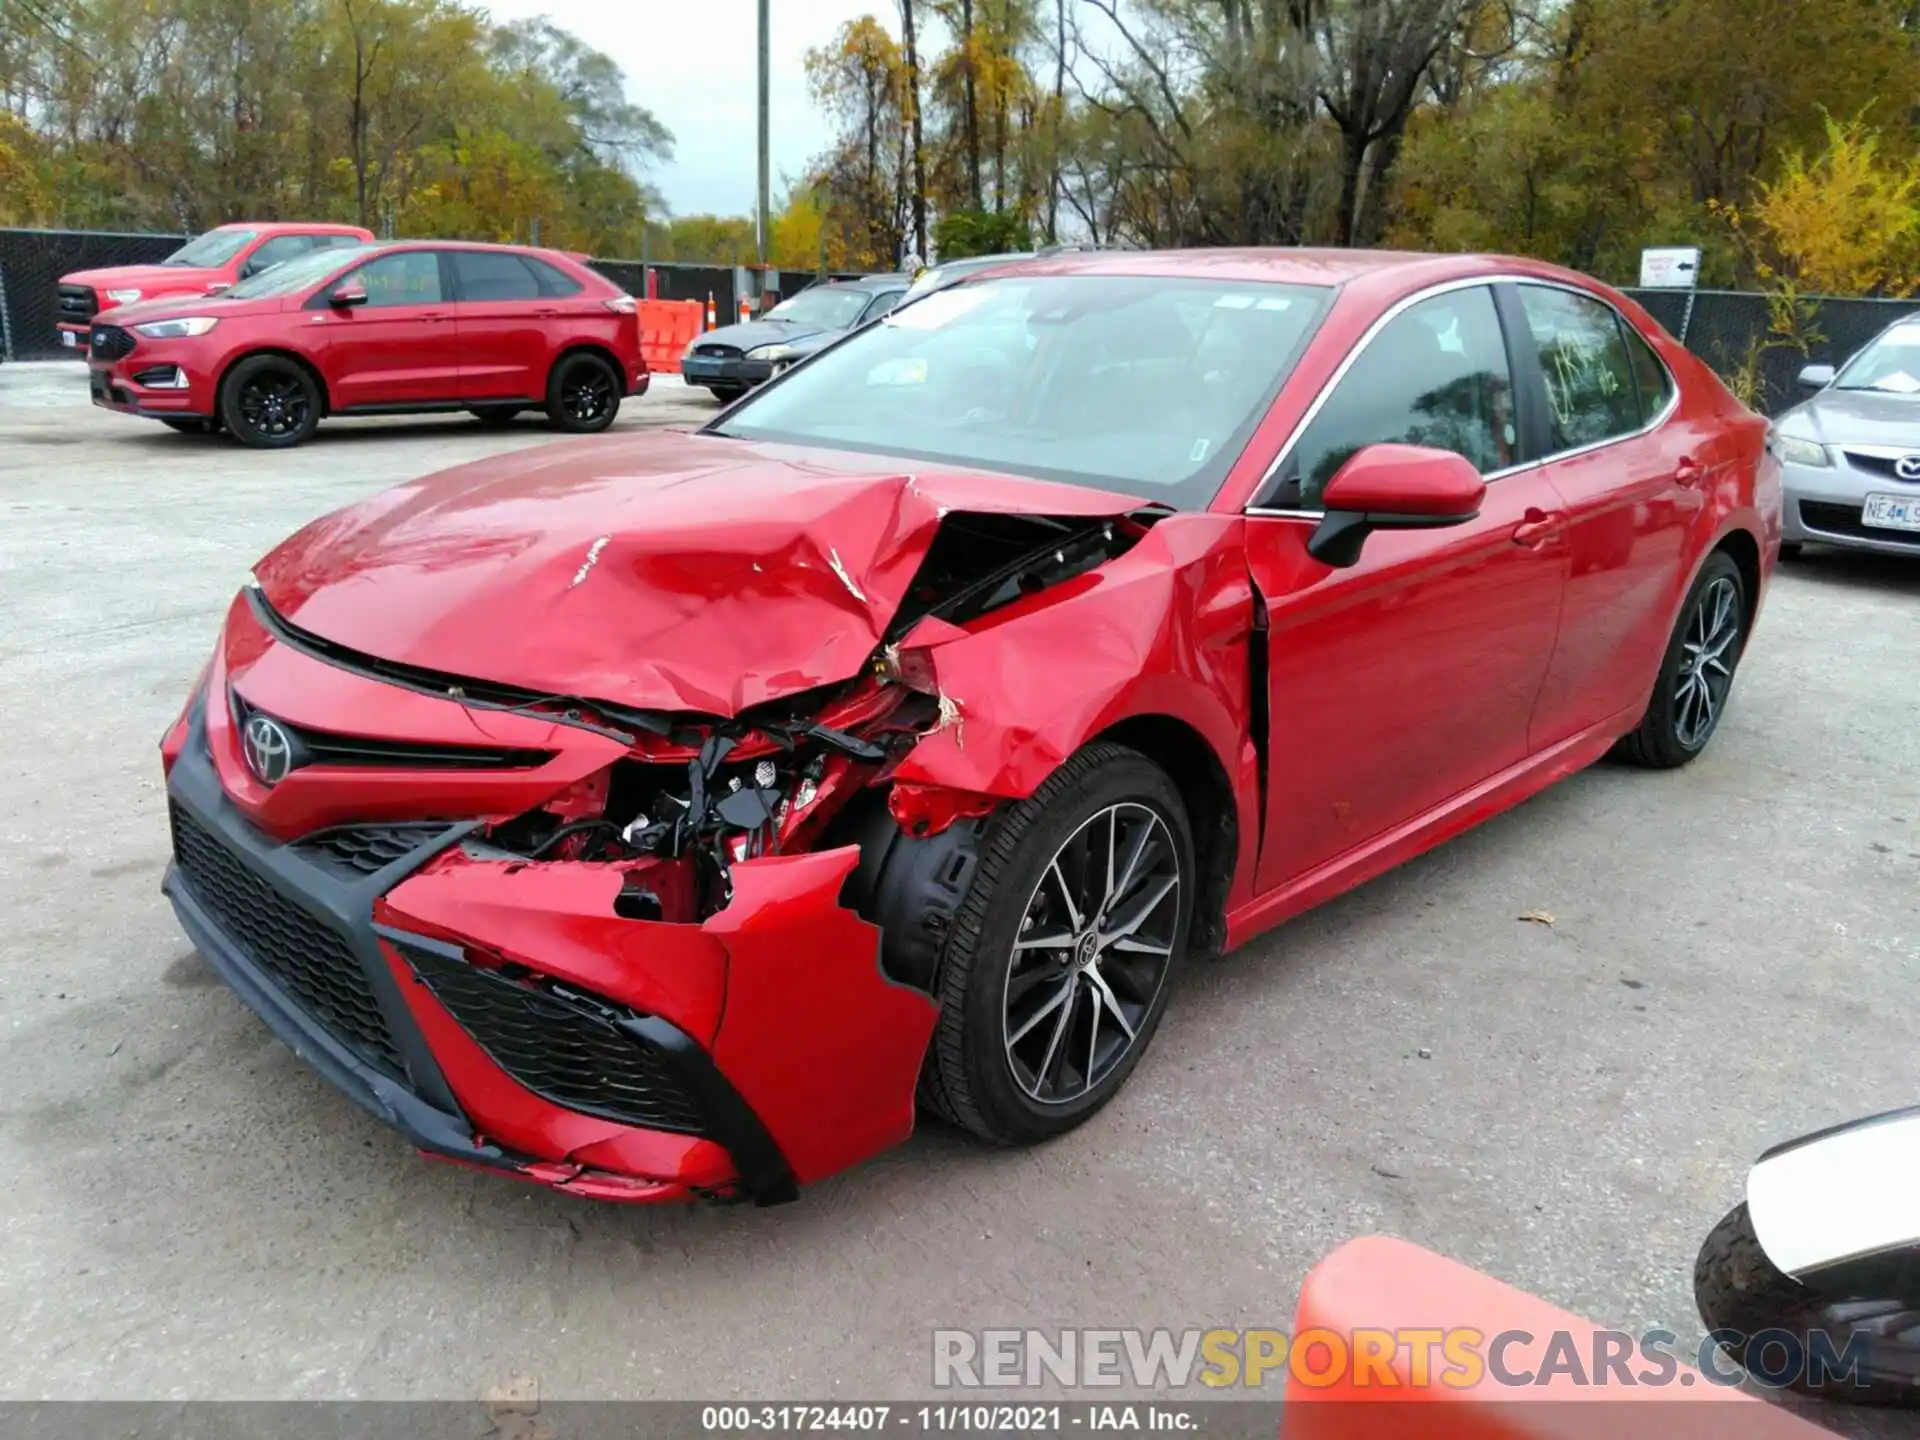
309,249,457,408
1244,284,1569,893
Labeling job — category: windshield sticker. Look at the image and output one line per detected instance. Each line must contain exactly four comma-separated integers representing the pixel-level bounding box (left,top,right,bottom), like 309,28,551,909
1212,294,1256,310
1255,296,1294,311
867,358,929,387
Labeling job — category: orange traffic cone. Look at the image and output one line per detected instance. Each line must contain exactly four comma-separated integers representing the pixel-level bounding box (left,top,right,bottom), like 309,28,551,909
705,291,717,330
737,295,753,324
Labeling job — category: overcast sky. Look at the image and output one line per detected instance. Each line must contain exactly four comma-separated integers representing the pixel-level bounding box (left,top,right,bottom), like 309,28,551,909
483,0,898,217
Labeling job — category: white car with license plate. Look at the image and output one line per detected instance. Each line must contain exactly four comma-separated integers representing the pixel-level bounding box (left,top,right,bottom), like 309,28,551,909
1772,316,1920,558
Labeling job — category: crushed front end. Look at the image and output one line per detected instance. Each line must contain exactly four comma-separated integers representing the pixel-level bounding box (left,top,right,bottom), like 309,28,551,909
159,492,1160,1203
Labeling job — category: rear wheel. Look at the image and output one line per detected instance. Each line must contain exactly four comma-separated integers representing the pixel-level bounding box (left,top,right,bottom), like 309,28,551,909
546,353,620,433
1615,551,1747,768
468,405,522,427
219,355,320,449
918,743,1193,1146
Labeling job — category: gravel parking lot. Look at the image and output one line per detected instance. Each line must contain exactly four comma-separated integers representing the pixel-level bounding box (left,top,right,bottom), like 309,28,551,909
2,357,1916,1408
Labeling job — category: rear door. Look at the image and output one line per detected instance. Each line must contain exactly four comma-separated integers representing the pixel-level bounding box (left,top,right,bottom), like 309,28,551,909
307,249,457,408
449,250,552,401
1244,283,1570,893
1512,283,1707,748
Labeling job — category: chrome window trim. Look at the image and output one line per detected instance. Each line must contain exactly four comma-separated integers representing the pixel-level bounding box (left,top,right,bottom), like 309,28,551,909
1245,274,1681,517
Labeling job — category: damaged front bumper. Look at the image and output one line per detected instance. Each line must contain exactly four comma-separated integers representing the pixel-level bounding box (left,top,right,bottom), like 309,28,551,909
162,701,936,1205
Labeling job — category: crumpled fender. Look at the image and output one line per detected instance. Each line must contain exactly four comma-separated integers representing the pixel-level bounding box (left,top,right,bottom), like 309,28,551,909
891,513,1263,908
378,845,939,1189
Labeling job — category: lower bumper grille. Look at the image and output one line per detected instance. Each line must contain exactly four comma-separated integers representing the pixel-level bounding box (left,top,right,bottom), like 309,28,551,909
1800,501,1920,549
169,804,406,1078
399,943,708,1134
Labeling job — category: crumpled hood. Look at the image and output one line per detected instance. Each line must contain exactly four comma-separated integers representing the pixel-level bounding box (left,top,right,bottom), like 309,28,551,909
1784,388,1920,447
252,431,1147,716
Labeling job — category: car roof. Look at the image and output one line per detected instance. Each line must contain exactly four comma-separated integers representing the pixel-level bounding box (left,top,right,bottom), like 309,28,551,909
213,221,372,236
337,239,591,263
817,274,913,291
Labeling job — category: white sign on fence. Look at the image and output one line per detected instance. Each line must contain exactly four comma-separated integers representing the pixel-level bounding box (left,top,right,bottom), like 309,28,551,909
1638,247,1701,289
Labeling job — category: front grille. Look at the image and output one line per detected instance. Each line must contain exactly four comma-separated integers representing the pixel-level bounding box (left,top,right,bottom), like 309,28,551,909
693,343,742,359
230,691,551,774
296,824,445,878
169,804,406,1078
58,284,97,319
90,324,136,361
1840,451,1920,483
400,944,707,1134
1800,500,1920,548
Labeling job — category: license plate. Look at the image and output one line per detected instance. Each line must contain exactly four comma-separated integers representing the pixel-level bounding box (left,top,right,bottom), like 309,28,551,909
1862,493,1920,532
61,330,77,348
682,359,716,377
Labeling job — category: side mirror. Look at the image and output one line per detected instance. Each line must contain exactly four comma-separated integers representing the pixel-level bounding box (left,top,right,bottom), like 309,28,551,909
1797,363,1836,391
328,282,369,308
1307,444,1487,568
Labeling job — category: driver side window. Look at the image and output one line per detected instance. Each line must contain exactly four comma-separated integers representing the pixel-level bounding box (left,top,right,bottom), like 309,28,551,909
1270,286,1514,510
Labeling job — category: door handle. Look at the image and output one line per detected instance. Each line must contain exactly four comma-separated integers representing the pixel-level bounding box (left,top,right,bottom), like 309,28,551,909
1512,508,1563,547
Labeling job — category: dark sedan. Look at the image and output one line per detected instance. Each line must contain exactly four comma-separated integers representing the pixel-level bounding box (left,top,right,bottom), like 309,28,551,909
681,275,911,399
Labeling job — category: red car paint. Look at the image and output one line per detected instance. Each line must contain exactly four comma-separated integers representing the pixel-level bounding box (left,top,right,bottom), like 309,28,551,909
85,240,645,433
159,249,1778,1205
56,222,374,345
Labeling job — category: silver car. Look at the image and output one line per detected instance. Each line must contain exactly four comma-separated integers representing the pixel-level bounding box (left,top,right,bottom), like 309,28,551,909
1772,316,1920,557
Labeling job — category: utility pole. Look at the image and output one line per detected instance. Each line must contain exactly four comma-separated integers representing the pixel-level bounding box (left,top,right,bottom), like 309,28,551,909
756,0,771,312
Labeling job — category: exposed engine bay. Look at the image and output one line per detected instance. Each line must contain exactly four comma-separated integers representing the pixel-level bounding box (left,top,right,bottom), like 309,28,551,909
472,509,1157,934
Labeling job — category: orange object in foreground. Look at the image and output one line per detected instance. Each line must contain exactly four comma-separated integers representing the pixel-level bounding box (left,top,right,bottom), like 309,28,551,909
1282,1236,1834,1439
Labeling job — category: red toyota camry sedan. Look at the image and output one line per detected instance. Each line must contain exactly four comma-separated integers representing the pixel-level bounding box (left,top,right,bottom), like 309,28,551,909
159,250,1779,1204
88,240,646,446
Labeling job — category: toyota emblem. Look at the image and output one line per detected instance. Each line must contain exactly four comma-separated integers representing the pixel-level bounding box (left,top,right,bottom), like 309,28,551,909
243,714,294,786
1895,454,1920,482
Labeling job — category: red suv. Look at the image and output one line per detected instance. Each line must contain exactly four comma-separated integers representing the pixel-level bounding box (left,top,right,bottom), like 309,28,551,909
87,240,647,447
57,222,375,350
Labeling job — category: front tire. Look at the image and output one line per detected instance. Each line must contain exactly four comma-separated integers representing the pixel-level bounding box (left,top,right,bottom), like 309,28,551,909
707,384,745,403
1615,551,1747,769
219,356,320,449
919,743,1194,1146
546,353,620,433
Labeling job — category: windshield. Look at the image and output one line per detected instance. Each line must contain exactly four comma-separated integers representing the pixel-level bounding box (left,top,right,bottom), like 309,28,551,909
766,287,875,330
222,244,378,300
1834,321,1920,393
715,274,1332,508
163,228,257,268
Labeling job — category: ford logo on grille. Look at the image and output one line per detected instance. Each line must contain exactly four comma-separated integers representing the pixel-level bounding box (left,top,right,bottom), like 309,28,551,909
1896,454,1920,482
243,714,295,786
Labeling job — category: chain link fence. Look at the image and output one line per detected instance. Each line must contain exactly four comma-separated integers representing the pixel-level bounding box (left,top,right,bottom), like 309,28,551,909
0,228,186,360
1622,287,1920,415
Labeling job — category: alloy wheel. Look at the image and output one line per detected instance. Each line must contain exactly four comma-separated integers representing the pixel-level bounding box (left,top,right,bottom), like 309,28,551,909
237,373,311,439
1673,574,1740,748
561,366,614,423
1003,802,1181,1106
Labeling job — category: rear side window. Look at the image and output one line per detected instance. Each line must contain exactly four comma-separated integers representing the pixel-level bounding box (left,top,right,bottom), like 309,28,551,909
242,234,315,276
1275,285,1516,509
1517,286,1641,450
863,289,906,322
523,256,584,297
452,251,543,302
1622,323,1674,421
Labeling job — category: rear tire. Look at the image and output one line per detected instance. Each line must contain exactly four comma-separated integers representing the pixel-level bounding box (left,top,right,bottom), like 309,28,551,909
219,355,321,449
917,743,1194,1146
546,353,620,433
468,405,522,427
1615,551,1747,769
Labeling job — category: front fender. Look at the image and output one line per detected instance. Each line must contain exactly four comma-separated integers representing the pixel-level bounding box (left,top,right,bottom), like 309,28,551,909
1747,1106,1920,1281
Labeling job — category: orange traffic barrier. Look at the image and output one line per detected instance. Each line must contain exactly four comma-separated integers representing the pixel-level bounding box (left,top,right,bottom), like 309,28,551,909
637,298,702,375
1281,1236,1833,1439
